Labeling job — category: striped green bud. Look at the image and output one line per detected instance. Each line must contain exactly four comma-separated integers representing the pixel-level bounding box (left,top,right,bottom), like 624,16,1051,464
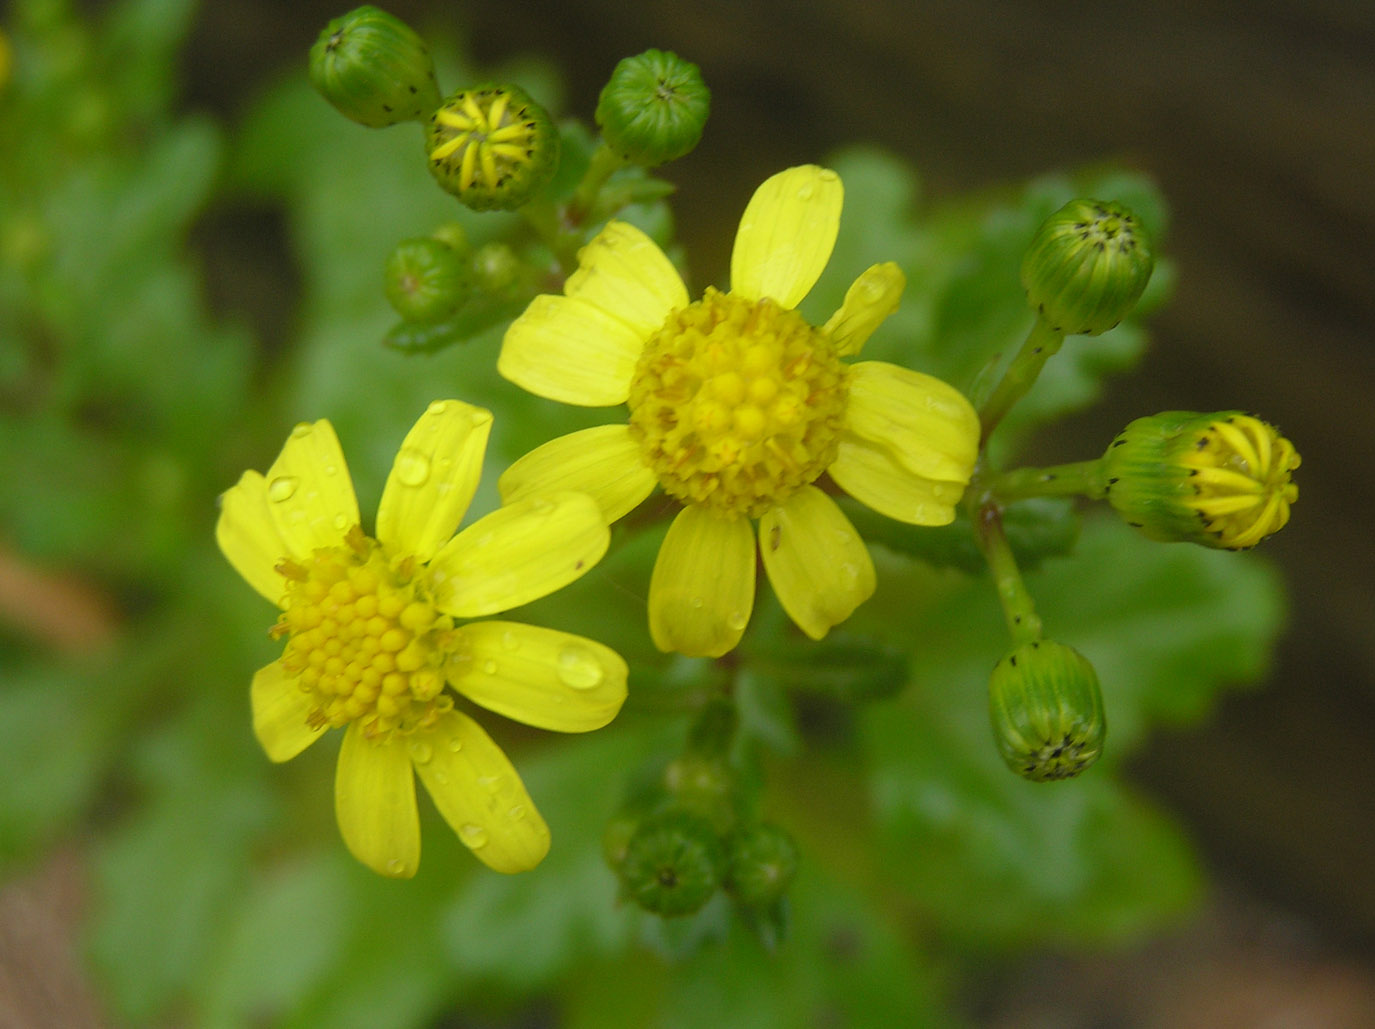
426,84,560,210
1021,198,1154,335
595,49,710,167
309,6,440,128
617,809,725,917
383,236,473,323
1101,411,1300,550
725,822,798,908
989,640,1105,782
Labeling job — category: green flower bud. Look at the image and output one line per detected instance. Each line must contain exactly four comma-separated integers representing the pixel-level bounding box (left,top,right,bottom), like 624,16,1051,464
471,241,523,295
1021,198,1154,335
726,822,798,908
383,236,473,323
429,222,470,255
617,809,724,917
426,84,560,210
989,640,1105,782
309,6,440,128
595,49,710,167
1101,411,1300,550
664,753,737,833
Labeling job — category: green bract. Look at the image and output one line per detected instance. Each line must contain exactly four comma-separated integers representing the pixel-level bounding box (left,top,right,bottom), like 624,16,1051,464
1021,198,1154,335
617,809,725,917
595,49,711,167
988,640,1106,781
308,6,440,128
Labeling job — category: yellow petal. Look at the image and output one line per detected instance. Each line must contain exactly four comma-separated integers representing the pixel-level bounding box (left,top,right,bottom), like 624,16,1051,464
843,361,980,483
413,710,551,873
264,420,360,557
250,660,327,762
335,722,420,878
759,487,875,640
829,436,968,525
216,470,290,605
499,424,657,523
429,493,609,619
564,221,688,337
450,621,627,732
730,165,842,309
649,505,755,657
498,294,645,406
376,400,492,562
821,263,906,356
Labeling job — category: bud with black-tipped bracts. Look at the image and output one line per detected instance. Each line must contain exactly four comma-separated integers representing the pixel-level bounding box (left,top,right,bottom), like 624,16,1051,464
309,6,440,128
1021,198,1154,335
616,808,725,917
1100,411,1299,550
595,49,710,167
384,236,473,323
426,84,560,211
989,640,1105,782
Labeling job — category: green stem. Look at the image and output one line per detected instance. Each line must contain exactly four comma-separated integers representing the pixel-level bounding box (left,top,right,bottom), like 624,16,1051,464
973,500,1042,647
978,315,1064,449
989,458,1107,502
568,142,629,223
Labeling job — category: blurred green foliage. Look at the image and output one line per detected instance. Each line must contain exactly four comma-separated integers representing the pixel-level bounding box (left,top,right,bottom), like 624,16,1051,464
0,0,1285,1025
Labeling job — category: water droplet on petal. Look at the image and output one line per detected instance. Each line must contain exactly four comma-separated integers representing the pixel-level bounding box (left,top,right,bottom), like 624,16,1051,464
797,184,815,200
290,423,313,439
395,447,431,487
408,740,433,764
477,774,501,793
268,475,298,502
385,858,405,874
501,630,520,652
841,562,859,581
324,464,339,477
427,399,451,416
458,823,488,848
818,169,839,183
447,737,464,753
556,644,604,689
333,513,349,531
690,596,704,610
726,610,748,631
482,659,498,675
433,771,449,785
508,804,526,821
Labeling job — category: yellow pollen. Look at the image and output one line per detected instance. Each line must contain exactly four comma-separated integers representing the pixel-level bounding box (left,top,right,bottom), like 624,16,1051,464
275,532,455,738
1182,415,1300,549
627,288,849,518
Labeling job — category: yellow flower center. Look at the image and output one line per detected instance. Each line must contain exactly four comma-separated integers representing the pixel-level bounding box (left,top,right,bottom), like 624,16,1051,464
626,288,848,519
429,87,540,192
1183,415,1300,549
272,526,455,739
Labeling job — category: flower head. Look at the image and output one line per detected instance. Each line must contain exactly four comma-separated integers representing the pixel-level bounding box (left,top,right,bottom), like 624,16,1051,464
426,84,560,211
498,165,980,657
216,400,627,876
1101,411,1299,549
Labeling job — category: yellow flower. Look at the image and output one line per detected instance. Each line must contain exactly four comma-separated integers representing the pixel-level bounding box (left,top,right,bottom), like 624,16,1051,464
498,165,980,657
215,400,627,877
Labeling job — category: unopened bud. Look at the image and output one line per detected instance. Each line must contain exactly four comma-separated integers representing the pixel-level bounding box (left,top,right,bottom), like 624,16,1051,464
309,6,440,128
384,236,473,323
725,822,798,908
595,49,710,167
1021,198,1154,335
1101,411,1299,550
426,84,560,210
989,640,1106,782
617,809,724,917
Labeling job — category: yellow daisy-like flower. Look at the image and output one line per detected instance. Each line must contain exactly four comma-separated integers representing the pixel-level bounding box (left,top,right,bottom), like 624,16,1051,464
215,400,627,877
498,165,981,657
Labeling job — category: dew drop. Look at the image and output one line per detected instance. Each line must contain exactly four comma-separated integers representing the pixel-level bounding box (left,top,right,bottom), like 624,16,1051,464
427,399,451,416
797,184,815,201
556,644,604,689
690,596,705,610
408,740,433,764
501,630,521,652
385,858,406,874
482,659,498,675
324,463,339,477
433,771,449,785
447,737,464,753
841,561,859,581
477,774,501,793
818,169,839,183
290,423,313,439
333,513,349,531
267,475,298,502
508,804,526,821
726,610,748,631
458,823,488,848
395,447,431,487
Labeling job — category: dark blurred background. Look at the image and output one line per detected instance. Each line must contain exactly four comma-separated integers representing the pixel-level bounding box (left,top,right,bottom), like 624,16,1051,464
20,0,1367,1023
